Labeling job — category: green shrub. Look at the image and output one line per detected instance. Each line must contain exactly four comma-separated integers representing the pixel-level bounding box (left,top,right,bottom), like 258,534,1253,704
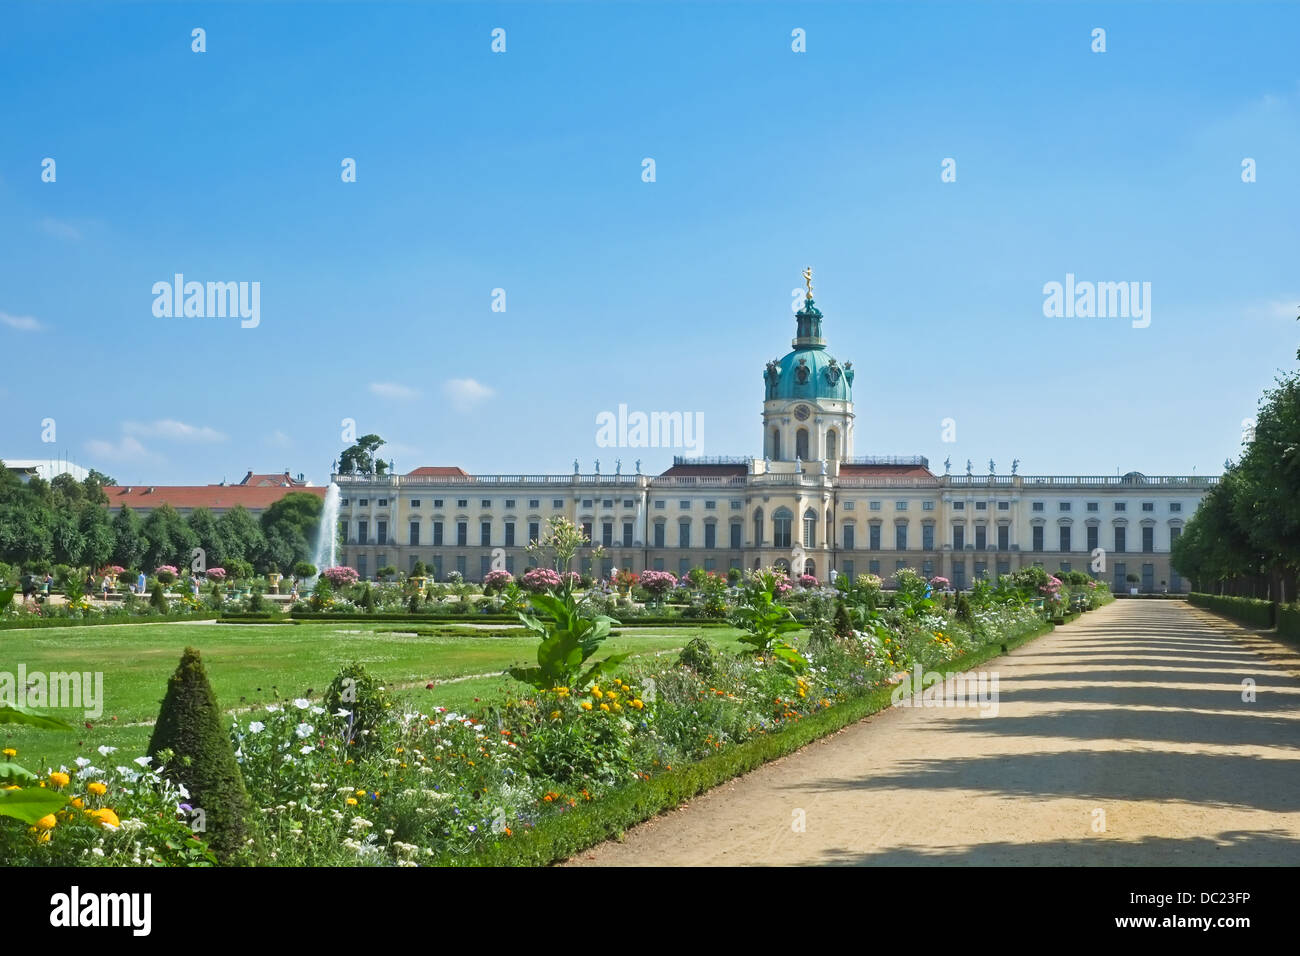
677,637,716,677
146,647,251,861
149,582,168,613
1278,604,1300,642
1187,593,1276,628
324,662,391,750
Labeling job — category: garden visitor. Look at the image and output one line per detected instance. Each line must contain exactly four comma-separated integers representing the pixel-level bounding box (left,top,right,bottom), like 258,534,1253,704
101,575,111,602
42,573,52,602
136,570,146,594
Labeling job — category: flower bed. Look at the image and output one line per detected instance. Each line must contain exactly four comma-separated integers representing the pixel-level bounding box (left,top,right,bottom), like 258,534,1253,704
2,567,1062,867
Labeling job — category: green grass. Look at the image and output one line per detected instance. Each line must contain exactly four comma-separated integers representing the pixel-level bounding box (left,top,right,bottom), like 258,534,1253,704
1,619,747,771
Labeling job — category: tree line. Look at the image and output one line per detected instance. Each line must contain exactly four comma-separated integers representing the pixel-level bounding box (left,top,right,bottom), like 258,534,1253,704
0,464,324,579
1172,328,1300,602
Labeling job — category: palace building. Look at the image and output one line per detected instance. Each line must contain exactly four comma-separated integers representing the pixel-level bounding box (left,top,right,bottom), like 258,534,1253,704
334,279,1216,592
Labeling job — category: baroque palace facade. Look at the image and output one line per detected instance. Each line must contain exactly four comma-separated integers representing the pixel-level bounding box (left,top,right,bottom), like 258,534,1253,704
334,281,1215,593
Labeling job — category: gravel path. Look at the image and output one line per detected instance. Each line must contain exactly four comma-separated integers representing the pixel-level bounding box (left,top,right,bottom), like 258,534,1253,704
570,599,1300,866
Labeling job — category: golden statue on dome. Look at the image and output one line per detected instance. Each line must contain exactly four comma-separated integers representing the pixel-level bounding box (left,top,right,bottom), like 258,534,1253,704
801,266,814,298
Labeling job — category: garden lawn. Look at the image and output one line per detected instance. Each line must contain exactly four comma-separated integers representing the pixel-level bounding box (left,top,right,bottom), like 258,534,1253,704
1,620,748,770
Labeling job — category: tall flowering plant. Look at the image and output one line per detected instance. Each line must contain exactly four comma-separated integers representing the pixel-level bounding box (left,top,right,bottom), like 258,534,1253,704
323,566,359,588
639,570,677,600
482,569,513,595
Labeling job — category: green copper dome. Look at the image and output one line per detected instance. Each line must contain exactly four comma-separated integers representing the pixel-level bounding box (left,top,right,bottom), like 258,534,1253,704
763,297,854,402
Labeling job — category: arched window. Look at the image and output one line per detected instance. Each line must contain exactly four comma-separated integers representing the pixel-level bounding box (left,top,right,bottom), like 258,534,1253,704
826,429,838,462
773,507,793,549
753,508,764,548
771,428,781,460
803,508,817,548
804,558,816,577
795,428,809,460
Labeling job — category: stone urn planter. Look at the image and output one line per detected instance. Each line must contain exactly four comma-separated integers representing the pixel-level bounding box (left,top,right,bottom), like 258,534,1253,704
268,572,282,594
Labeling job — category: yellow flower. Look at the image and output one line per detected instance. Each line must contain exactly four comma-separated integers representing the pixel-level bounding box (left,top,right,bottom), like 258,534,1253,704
599,703,610,712
555,687,570,698
355,789,366,796
70,797,84,809
550,710,561,720
48,771,70,788
34,813,58,830
87,781,107,796
631,699,644,710
89,808,120,829
592,688,603,699
581,701,593,711
611,703,622,712
346,797,358,806
2,785,18,791
606,691,618,702
2,748,15,758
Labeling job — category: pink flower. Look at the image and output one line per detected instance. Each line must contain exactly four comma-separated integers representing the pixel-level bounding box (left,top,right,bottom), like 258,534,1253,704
323,566,360,587
522,568,563,593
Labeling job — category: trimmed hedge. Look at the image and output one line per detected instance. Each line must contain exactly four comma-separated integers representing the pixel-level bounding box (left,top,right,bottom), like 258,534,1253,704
1188,593,1276,628
288,611,734,628
0,610,217,631
444,616,1055,867
1277,604,1300,642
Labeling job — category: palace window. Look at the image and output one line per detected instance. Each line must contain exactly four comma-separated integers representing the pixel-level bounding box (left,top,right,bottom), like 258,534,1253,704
773,509,793,549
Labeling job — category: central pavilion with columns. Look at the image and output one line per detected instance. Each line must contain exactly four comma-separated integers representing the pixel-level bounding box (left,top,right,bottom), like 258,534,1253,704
334,278,1215,592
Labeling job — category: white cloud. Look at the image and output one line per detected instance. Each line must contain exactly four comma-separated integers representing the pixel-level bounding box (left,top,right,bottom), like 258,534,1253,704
369,382,420,401
122,419,227,443
266,429,293,448
85,436,157,463
442,378,494,411
0,311,43,332
1241,297,1299,321
40,217,82,241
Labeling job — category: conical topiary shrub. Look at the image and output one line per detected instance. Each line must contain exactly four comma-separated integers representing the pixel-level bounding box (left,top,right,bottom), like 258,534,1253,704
147,647,250,861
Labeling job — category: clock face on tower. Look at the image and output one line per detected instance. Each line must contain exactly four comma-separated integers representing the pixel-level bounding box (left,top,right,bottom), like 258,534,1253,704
794,404,811,421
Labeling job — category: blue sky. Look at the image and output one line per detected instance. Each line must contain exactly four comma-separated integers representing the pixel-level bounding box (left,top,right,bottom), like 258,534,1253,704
1,1,1297,485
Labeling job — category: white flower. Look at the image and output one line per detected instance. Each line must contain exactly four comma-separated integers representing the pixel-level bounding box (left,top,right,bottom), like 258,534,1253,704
96,745,117,757
299,745,314,755
333,709,352,718
310,706,326,716
133,756,152,768
90,847,105,857
265,704,281,713
294,722,314,739
293,698,311,710
75,756,91,769
248,721,265,734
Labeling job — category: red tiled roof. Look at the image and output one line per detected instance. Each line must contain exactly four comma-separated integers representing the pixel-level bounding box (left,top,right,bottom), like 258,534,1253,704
658,463,748,477
406,466,469,477
104,485,326,511
239,470,309,487
839,464,935,478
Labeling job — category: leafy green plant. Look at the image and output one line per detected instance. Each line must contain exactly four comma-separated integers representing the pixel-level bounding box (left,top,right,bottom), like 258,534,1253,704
732,572,806,672
0,705,75,823
509,588,629,691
